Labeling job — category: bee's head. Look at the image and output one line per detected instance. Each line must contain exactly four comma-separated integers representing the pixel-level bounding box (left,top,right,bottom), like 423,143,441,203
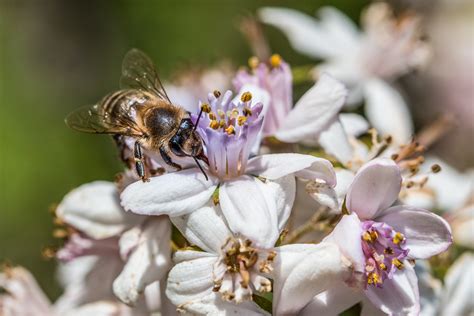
170,119,206,162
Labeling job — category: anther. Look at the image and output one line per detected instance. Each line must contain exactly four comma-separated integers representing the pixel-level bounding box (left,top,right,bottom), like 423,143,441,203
392,232,404,245
201,103,211,113
208,112,217,120
237,116,247,126
392,258,404,270
379,263,387,271
243,107,252,117
213,90,222,98
209,120,219,129
240,91,252,102
384,247,394,255
248,56,259,69
225,125,235,135
270,54,282,68
431,164,441,173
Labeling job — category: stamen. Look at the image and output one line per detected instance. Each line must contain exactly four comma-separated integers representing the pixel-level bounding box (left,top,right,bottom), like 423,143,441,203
213,90,221,98
431,164,441,173
248,56,259,69
240,91,252,102
379,263,387,270
237,116,247,126
209,120,219,129
392,258,404,270
384,247,394,255
217,109,226,119
367,272,381,285
208,112,217,120
392,232,404,245
225,125,235,135
270,54,282,68
243,107,252,116
201,103,211,113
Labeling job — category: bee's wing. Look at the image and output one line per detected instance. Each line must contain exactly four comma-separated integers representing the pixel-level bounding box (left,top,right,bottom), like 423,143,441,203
120,49,172,103
65,103,144,137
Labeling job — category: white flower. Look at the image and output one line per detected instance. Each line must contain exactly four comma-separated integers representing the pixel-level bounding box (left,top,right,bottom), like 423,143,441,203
121,89,336,248
166,203,349,315
259,3,430,143
55,181,172,311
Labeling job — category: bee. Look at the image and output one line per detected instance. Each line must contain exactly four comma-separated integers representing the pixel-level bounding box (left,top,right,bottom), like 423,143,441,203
65,49,208,182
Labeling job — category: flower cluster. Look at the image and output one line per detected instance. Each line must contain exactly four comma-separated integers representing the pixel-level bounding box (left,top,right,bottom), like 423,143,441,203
2,2,472,316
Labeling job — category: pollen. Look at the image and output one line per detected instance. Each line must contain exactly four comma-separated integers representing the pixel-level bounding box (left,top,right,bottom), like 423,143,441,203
213,90,222,98
367,272,381,285
363,230,378,243
392,232,404,245
379,263,387,271
237,116,247,126
243,107,252,117
392,258,404,270
225,125,235,135
240,91,252,102
270,54,282,68
209,120,219,129
201,103,211,113
208,112,217,120
248,56,259,69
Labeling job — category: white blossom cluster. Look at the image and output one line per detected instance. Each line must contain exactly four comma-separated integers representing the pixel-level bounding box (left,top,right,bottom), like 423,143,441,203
1,2,473,316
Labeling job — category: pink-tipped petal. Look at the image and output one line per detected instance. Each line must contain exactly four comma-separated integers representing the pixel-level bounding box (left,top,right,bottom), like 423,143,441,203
376,205,453,259
346,158,402,219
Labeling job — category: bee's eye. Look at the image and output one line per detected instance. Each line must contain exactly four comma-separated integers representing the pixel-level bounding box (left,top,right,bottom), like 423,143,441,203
170,136,185,156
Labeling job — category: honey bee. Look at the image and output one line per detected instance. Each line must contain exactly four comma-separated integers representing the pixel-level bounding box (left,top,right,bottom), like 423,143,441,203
65,49,208,181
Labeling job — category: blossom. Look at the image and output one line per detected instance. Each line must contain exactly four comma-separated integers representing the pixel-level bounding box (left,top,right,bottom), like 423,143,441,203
233,56,350,151
120,89,336,248
259,3,431,143
166,203,348,315
55,181,172,311
301,158,452,315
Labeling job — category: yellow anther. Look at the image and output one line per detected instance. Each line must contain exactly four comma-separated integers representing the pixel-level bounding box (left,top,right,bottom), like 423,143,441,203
213,90,221,98
209,120,219,129
208,112,217,120
248,56,259,69
363,230,378,243
237,116,247,126
240,91,252,102
367,272,381,285
201,103,211,113
243,107,252,116
270,54,282,68
392,258,404,270
217,109,226,119
225,125,235,135
393,232,404,245
379,263,387,271
219,120,225,128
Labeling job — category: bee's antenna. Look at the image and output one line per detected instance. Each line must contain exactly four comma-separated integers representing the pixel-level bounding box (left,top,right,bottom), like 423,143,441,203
193,157,209,181
193,107,204,132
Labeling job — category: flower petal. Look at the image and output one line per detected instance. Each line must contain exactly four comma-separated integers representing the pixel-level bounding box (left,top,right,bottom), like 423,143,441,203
171,203,232,254
317,119,353,164
301,282,363,316
272,243,349,315
120,169,218,217
364,79,413,144
364,262,420,315
339,113,369,137
0,267,52,315
275,74,347,143
375,205,452,259
56,181,142,239
247,153,336,186
165,251,217,306
346,158,402,220
219,176,279,248
439,253,474,316
176,292,268,315
323,214,365,275
258,7,359,59
113,217,172,305
266,175,296,231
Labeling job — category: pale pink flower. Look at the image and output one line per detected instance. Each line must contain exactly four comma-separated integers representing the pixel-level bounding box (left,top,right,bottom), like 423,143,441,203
166,203,348,315
120,89,336,248
301,158,452,315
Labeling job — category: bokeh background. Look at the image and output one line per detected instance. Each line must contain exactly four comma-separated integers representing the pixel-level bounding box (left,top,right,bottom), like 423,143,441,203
0,0,472,300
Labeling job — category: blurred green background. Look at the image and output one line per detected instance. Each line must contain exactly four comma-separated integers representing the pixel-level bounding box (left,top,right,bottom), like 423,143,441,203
0,0,369,298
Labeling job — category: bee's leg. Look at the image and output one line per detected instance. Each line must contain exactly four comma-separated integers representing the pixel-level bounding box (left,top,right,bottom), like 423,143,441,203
159,145,182,171
134,141,149,182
